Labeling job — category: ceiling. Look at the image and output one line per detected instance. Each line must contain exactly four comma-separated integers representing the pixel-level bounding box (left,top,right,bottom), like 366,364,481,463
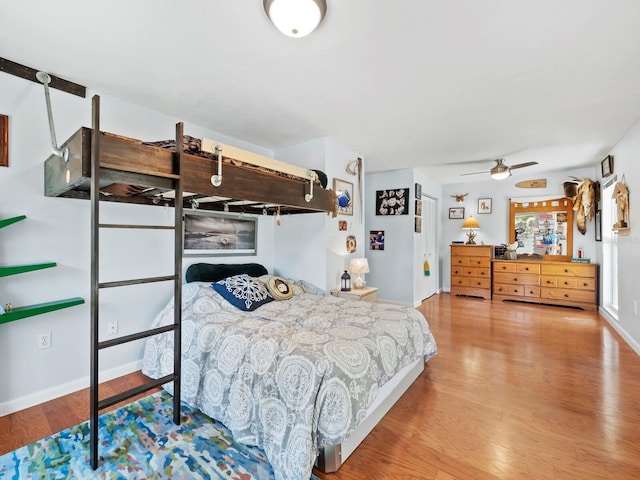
2,1,640,184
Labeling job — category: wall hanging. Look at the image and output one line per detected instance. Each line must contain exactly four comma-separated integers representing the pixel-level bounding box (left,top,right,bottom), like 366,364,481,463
334,178,353,216
184,211,257,256
612,177,630,236
478,198,492,214
0,114,7,167
346,235,357,253
370,230,385,250
376,188,409,215
449,207,465,219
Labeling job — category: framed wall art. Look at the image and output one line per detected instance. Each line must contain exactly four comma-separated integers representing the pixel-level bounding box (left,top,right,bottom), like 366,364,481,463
0,114,8,168
601,155,613,177
370,230,385,250
184,210,257,256
415,199,422,216
415,183,422,199
334,178,353,215
414,217,422,233
449,207,465,219
478,198,492,214
376,188,409,215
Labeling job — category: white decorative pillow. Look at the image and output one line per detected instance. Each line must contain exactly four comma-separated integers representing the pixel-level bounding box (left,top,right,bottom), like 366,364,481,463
211,274,273,311
265,276,294,301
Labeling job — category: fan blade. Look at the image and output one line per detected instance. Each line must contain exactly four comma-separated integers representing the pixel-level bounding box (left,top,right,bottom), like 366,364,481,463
460,170,490,176
509,161,538,170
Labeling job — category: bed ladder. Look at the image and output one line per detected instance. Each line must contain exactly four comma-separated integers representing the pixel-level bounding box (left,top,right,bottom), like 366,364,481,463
89,95,184,469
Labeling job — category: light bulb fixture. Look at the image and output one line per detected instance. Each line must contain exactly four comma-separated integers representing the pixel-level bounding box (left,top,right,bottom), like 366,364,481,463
263,0,327,38
490,159,511,180
349,258,370,289
462,216,480,245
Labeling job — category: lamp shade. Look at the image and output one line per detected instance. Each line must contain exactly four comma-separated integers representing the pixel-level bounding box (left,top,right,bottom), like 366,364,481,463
349,258,370,274
462,217,480,229
263,0,327,38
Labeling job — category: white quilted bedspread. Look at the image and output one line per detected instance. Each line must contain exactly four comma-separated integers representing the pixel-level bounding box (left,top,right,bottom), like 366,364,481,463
142,280,437,480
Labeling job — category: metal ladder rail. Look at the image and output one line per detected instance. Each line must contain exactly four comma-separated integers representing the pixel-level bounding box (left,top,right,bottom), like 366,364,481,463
89,95,184,469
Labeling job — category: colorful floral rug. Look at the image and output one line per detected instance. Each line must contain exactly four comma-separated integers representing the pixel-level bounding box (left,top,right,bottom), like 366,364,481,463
0,391,320,479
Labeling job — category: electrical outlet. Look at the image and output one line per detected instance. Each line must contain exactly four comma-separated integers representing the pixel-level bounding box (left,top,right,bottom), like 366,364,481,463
38,332,51,350
107,320,118,336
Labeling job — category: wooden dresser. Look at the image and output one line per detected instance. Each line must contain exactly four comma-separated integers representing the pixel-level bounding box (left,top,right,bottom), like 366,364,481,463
450,244,493,300
493,260,598,311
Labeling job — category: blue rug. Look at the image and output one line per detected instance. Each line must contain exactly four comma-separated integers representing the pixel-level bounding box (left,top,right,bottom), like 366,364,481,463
0,391,320,479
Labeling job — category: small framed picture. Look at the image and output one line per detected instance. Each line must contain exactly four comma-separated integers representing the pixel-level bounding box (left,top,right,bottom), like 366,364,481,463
414,217,422,233
601,155,613,177
338,220,347,231
334,178,354,216
415,199,422,216
370,230,385,250
449,207,465,219
0,114,8,168
415,183,422,199
478,198,492,214
595,210,602,242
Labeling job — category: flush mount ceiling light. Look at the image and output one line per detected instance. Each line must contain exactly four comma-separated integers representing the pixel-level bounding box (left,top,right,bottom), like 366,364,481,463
263,0,327,38
490,160,511,180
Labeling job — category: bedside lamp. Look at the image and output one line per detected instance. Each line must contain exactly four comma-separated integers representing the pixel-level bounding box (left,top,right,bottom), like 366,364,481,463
349,257,370,289
462,216,480,245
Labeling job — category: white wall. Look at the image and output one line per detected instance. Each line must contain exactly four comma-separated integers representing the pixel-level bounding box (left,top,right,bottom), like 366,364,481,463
0,73,279,414
440,166,597,291
603,119,640,354
274,138,364,292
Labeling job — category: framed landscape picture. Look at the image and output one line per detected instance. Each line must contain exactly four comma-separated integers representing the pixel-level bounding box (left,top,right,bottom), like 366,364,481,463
184,211,257,256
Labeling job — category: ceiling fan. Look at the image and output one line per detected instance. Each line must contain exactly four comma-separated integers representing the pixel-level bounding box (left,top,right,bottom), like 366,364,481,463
461,159,538,180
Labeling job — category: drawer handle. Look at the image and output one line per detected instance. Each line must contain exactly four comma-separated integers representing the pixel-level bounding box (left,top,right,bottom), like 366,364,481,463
563,281,569,285
524,267,529,271
529,290,534,294
564,269,569,273
564,294,570,298
514,278,518,281
547,280,553,284
583,282,589,287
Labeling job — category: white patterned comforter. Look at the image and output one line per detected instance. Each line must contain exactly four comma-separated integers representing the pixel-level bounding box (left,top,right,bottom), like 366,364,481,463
142,280,437,480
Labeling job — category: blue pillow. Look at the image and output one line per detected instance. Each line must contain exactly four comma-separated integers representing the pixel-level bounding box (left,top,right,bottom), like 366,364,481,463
212,274,273,311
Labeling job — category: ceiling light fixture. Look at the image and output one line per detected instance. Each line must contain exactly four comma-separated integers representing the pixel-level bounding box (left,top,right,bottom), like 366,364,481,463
263,0,327,38
490,159,511,180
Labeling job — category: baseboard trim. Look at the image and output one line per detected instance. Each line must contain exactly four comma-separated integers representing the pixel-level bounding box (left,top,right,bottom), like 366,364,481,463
0,360,143,417
599,307,640,357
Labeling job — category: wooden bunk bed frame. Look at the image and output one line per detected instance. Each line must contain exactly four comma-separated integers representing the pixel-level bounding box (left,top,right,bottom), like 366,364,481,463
44,110,337,217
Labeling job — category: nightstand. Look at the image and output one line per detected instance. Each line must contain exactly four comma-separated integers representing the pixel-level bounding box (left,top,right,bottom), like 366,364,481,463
330,286,378,302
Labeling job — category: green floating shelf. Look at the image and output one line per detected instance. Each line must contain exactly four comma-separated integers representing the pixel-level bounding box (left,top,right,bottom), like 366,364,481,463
0,215,27,229
0,297,85,325
0,262,57,278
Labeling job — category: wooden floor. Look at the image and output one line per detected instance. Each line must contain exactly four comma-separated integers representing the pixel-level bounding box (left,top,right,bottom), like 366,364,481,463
2,294,640,479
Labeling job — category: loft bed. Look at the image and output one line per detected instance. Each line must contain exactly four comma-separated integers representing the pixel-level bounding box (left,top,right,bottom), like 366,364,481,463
40,94,337,470
44,100,337,217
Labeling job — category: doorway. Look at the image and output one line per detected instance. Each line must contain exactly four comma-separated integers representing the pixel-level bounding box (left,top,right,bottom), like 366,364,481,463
421,195,438,299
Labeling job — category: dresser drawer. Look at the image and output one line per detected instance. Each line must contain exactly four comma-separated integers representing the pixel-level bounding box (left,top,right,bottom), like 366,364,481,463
516,263,540,274
469,257,491,268
476,268,491,278
541,263,596,277
541,276,557,287
494,272,540,286
557,277,577,289
452,266,465,277
468,278,491,289
577,278,596,290
493,283,508,295
452,257,468,266
494,262,517,273
452,276,470,287
508,285,525,296
541,287,595,304
524,286,541,298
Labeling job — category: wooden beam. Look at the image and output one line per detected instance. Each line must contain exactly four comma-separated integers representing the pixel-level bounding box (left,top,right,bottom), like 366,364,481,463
0,57,86,98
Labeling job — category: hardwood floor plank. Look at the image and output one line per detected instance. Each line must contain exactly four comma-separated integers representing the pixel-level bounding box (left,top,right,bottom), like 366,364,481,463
2,294,640,479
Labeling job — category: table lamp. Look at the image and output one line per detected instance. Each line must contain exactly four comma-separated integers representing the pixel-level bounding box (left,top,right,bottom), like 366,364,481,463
462,216,480,245
349,257,370,289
